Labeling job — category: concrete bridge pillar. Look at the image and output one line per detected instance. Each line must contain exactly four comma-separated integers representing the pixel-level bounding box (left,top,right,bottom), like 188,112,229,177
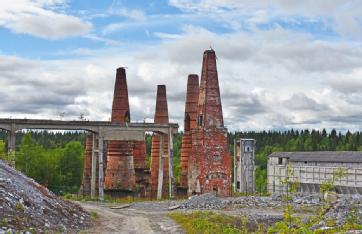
91,133,97,198
98,135,104,201
7,131,16,167
168,127,174,199
157,134,164,200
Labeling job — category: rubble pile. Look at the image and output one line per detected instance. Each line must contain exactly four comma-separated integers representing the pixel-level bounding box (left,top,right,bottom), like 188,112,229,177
179,193,226,209
225,196,277,207
179,193,322,210
0,160,90,233
324,195,362,226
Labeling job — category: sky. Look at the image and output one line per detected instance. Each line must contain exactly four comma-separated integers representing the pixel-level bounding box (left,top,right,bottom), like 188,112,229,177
0,0,362,132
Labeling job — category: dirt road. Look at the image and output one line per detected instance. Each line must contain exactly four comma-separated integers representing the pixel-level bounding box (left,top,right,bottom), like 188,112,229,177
79,202,184,234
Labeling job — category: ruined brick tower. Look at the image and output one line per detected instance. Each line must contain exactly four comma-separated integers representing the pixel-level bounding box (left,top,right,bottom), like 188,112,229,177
188,49,231,197
80,67,148,197
104,67,136,192
150,85,170,198
79,134,95,195
180,74,199,189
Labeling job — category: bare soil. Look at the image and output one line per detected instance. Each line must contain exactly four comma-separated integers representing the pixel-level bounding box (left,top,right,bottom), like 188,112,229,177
79,202,184,234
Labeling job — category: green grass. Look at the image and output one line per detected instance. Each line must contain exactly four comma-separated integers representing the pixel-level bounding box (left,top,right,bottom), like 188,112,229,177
169,211,264,234
90,211,98,221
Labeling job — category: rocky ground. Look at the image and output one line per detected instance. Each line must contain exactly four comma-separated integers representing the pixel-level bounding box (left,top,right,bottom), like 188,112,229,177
0,160,90,233
105,192,361,232
2,158,362,233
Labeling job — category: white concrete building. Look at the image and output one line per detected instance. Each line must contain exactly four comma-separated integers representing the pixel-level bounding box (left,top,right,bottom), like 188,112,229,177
234,138,256,194
268,152,362,194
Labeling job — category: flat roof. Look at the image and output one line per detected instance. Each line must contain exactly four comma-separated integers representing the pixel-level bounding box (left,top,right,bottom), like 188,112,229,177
269,151,362,163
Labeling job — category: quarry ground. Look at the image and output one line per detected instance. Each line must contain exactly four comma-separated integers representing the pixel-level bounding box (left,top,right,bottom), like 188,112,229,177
79,201,185,234
78,199,287,234
78,192,358,233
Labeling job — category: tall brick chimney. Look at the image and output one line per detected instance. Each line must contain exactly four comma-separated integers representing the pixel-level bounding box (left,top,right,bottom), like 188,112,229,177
180,75,199,188
197,49,224,128
150,85,170,198
105,67,135,191
188,49,231,197
111,67,130,123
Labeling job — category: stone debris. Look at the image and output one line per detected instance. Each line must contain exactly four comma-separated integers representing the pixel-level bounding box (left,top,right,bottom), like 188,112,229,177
179,193,226,210
323,195,362,226
0,160,90,233
180,193,322,210
110,204,131,209
130,200,182,211
167,204,181,210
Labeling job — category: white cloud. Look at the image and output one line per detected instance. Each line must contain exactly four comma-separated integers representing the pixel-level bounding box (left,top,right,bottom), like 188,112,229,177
102,22,128,35
83,34,121,46
1,25,362,131
117,8,146,22
329,69,362,93
0,0,91,39
169,0,362,37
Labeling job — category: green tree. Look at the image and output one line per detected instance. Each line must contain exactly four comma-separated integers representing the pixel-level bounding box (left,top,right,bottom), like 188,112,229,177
16,133,43,177
0,140,5,161
59,141,84,190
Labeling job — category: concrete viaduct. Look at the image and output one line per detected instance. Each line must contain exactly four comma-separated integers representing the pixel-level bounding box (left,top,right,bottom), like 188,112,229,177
0,118,178,200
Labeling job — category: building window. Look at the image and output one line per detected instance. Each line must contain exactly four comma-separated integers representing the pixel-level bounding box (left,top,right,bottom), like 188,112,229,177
244,140,254,152
198,115,203,126
237,181,240,189
278,158,283,165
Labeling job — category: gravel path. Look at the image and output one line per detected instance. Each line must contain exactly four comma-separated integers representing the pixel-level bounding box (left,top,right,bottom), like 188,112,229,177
79,202,184,234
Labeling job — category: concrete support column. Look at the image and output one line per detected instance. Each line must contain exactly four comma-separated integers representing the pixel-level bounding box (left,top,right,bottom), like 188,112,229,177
157,134,164,200
91,133,97,198
7,131,16,167
168,127,174,199
98,136,104,201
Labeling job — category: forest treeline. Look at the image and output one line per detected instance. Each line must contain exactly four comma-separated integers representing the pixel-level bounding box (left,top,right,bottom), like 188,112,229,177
1,129,362,195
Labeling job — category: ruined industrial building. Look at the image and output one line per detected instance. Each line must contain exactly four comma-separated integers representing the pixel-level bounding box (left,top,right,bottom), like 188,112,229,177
268,151,362,194
187,49,231,197
79,49,232,198
150,85,171,199
80,68,151,198
234,138,256,194
179,74,199,194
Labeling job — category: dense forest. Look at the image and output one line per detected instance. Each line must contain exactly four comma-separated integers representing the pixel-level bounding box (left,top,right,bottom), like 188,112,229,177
1,129,362,195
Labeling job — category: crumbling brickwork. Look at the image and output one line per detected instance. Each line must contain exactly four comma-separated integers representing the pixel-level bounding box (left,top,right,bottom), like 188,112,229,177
104,67,136,191
188,49,231,197
80,67,149,196
150,85,170,198
180,74,199,188
79,133,106,196
79,134,93,195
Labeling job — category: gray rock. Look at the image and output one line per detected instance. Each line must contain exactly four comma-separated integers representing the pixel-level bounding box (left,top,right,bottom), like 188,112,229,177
0,160,90,233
